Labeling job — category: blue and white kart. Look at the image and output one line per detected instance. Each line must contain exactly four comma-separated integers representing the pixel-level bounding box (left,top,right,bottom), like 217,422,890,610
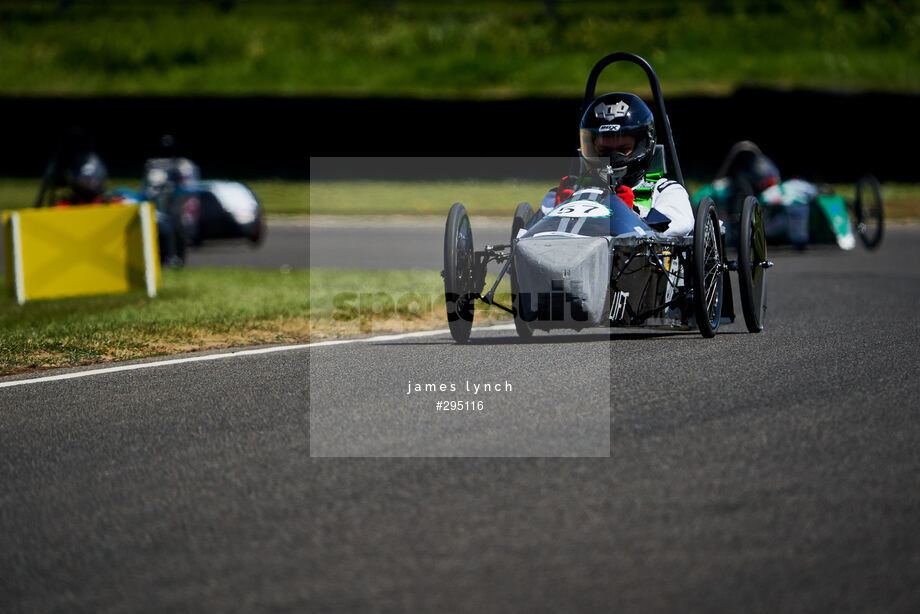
142,158,265,248
442,53,771,343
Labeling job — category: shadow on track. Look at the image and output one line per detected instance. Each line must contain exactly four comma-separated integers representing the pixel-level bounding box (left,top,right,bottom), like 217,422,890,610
374,328,749,347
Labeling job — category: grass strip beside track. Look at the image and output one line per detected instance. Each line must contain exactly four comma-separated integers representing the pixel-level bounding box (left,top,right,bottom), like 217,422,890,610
0,268,308,375
0,178,557,217
0,267,509,375
309,268,510,341
4,178,920,219
308,179,556,218
310,180,920,220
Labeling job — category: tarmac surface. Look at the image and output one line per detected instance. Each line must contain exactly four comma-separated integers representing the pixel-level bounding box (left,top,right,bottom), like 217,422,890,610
181,215,506,271
1,223,919,611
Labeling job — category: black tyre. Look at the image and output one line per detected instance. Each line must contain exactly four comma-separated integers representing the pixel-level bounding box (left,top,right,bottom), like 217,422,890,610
443,202,475,343
179,194,204,247
692,198,724,338
725,175,753,250
248,213,266,247
510,201,534,339
738,196,767,333
854,174,883,249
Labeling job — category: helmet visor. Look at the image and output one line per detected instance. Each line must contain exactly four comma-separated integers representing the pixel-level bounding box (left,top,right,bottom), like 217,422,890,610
580,127,652,168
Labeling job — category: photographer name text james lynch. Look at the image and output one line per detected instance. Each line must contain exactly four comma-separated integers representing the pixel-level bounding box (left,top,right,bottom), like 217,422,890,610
407,380,513,395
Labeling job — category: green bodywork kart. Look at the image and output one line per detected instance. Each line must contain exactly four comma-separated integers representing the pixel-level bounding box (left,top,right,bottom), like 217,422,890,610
694,141,883,251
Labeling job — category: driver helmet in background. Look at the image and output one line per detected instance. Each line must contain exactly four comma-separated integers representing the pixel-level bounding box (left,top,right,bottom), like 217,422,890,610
579,93,657,187
142,156,201,200
64,150,108,203
726,145,781,193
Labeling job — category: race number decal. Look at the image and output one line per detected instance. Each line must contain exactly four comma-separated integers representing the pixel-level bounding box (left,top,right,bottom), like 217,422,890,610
547,200,611,218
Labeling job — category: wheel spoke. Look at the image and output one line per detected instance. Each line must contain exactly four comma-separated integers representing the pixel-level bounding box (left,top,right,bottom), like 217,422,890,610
702,221,720,318
705,260,720,279
693,201,724,336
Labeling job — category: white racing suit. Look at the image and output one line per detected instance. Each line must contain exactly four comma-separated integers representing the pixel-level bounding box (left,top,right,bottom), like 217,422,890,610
630,177,694,236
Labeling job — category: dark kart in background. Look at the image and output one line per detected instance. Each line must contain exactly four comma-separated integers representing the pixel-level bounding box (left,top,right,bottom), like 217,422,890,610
138,172,266,267
140,157,265,265
694,141,884,252
179,180,265,247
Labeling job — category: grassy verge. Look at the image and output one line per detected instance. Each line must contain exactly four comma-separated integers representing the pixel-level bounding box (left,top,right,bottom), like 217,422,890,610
4,178,920,219
0,1,918,97
308,179,555,218
0,268,309,374
309,268,510,340
0,267,508,375
831,183,920,221
0,177,555,217
310,180,920,220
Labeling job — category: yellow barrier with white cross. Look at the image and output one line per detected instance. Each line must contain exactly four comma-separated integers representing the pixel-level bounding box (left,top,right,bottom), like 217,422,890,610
3,203,160,304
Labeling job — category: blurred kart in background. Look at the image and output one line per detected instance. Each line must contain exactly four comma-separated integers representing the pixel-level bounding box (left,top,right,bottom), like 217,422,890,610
179,180,265,247
37,131,265,268
693,141,883,251
134,156,265,264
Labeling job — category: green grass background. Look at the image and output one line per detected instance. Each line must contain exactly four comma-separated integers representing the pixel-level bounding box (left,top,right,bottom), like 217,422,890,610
3,178,920,219
1,0,918,97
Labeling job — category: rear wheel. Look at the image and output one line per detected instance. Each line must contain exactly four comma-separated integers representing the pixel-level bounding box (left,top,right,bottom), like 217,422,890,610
692,198,724,338
510,202,534,339
738,196,767,333
854,174,883,249
443,203,475,343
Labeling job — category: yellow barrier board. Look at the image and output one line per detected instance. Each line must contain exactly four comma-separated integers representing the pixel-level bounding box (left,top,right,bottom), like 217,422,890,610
3,203,160,304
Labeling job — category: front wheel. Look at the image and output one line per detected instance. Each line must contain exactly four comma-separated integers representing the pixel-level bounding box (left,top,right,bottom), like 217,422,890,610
510,201,534,339
248,211,266,246
692,198,724,338
725,175,753,250
854,174,883,250
443,202,476,343
738,196,767,333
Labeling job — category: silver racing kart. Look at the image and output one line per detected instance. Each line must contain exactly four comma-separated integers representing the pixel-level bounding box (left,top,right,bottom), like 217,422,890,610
442,52,771,343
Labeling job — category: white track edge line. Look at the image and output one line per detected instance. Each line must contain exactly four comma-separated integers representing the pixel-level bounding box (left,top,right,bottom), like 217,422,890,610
0,323,517,389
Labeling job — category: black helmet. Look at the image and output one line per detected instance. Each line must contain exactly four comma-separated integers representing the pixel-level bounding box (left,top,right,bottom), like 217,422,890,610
579,93,656,186
64,150,107,203
733,152,780,193
719,141,780,193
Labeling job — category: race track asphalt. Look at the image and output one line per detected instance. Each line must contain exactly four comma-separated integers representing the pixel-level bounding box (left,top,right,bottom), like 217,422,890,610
1,224,919,612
